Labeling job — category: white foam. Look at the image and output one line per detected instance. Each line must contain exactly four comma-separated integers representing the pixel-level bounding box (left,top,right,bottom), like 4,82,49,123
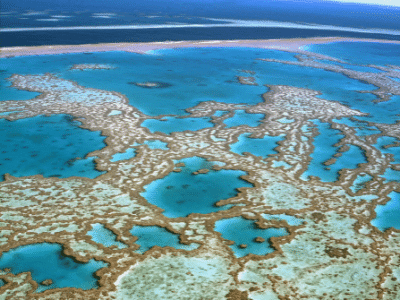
36,19,60,22
2,19,400,36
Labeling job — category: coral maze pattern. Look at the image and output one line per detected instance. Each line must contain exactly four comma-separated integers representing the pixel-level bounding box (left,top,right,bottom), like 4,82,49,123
0,40,400,299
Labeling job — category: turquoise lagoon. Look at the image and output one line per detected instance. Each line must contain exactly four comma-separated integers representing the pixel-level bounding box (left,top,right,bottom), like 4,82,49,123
0,279,4,287
374,136,400,164
111,148,136,162
302,120,367,182
214,217,288,258
110,140,168,162
229,133,284,158
130,226,199,254
0,47,378,118
87,224,127,249
223,110,264,128
374,136,400,183
0,114,106,181
350,174,373,193
333,117,381,137
381,168,400,183
371,191,400,231
141,156,253,218
0,243,107,293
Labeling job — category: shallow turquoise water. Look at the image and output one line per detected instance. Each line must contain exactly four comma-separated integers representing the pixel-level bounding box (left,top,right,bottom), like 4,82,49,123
0,279,5,287
0,243,107,293
333,117,381,136
374,136,400,164
223,110,264,128
214,110,230,117
1,47,396,124
0,110,24,116
130,225,199,254
87,223,127,249
302,120,367,182
350,174,373,193
317,59,383,73
306,42,400,67
142,139,169,150
141,116,214,134
110,148,136,162
371,192,400,231
302,120,343,182
381,168,400,183
0,48,273,115
229,133,284,158
141,156,253,218
330,144,367,173
355,96,400,125
214,217,288,258
0,67,40,101
0,114,106,181
110,140,168,162
389,76,400,83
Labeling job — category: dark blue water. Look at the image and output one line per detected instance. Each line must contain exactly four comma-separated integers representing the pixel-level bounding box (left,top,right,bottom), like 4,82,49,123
2,27,399,48
0,114,106,180
3,0,400,30
0,243,107,293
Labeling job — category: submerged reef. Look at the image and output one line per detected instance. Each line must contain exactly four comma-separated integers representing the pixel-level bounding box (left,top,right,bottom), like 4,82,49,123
0,40,399,299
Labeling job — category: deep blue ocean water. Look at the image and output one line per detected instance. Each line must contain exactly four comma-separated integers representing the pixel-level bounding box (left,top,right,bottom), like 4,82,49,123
1,0,399,46
0,114,106,180
0,243,107,292
1,27,398,48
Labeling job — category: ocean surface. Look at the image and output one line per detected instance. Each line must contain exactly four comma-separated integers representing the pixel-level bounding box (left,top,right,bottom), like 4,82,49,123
1,0,399,46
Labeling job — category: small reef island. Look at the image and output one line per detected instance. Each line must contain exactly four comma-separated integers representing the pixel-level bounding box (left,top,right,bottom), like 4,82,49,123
0,37,400,299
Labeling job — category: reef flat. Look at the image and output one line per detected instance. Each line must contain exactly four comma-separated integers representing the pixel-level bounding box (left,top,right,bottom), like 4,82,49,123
0,38,399,299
